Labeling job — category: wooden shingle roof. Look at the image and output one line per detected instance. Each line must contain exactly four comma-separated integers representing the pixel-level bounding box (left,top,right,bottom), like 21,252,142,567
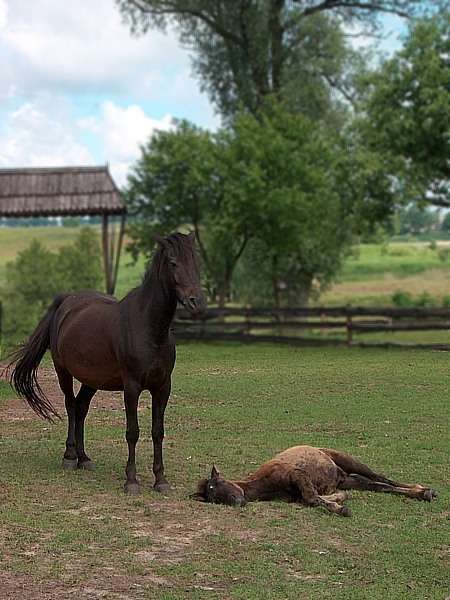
0,166,126,218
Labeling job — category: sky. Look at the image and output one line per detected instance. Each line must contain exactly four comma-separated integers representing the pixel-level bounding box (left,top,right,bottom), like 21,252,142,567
0,0,405,187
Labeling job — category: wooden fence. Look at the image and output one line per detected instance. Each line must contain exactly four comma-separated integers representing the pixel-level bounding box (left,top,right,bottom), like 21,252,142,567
173,306,450,350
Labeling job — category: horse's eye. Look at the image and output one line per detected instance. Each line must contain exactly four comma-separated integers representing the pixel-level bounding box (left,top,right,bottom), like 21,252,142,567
169,261,178,268
208,485,214,490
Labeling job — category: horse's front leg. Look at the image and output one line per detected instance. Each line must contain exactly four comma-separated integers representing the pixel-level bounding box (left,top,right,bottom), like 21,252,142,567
123,383,142,495
151,382,172,493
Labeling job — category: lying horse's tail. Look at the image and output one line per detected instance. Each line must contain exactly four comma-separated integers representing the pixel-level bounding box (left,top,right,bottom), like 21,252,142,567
9,294,69,421
320,448,406,488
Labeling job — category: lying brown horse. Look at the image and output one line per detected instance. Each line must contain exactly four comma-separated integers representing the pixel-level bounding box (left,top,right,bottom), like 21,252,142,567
10,232,207,494
192,445,438,516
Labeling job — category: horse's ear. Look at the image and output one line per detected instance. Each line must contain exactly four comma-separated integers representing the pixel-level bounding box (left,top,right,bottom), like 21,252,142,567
211,465,220,478
190,477,208,502
190,492,207,502
151,232,169,249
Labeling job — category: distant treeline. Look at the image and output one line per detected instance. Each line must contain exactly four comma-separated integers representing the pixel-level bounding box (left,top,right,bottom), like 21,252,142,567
0,216,103,228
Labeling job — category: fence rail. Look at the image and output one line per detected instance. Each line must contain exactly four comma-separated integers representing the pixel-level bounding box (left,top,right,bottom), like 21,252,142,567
173,306,450,350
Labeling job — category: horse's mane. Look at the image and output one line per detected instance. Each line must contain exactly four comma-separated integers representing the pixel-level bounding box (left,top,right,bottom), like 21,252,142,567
148,232,196,280
121,233,196,302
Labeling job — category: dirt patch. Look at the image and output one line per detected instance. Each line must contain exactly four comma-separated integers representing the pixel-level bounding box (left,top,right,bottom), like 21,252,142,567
0,365,146,422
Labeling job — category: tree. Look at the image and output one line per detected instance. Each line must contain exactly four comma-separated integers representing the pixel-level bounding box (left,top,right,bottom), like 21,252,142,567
229,100,358,307
358,11,450,208
4,228,103,346
397,205,441,235
125,101,364,307
442,212,450,233
124,120,252,307
117,0,428,121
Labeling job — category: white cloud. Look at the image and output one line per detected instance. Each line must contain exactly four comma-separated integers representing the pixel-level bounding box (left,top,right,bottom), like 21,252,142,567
79,101,173,185
1,0,192,101
0,95,93,169
0,0,219,185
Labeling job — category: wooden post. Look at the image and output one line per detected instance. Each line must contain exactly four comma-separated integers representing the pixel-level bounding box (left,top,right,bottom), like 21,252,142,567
102,214,112,294
102,212,126,296
346,313,353,346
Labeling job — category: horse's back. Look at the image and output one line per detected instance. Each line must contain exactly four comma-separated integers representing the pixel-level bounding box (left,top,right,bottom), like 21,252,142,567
53,290,119,346
266,446,342,494
272,445,328,467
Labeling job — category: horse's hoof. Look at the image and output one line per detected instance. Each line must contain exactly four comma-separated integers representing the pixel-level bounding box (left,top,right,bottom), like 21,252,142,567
62,458,78,471
78,460,95,471
341,505,351,517
124,483,141,495
423,489,437,502
154,483,173,494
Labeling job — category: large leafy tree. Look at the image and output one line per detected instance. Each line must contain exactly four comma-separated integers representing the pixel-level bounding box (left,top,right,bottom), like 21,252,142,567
230,100,360,306
116,0,428,121
358,11,450,208
124,120,252,307
124,101,371,307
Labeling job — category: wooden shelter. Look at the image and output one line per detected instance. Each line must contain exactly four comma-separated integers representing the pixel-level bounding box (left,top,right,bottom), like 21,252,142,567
0,165,126,294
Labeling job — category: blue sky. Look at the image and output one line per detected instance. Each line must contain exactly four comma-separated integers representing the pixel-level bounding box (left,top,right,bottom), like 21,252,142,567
0,0,405,187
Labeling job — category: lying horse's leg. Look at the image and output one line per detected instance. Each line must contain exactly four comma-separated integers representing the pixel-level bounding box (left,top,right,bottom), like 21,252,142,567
151,382,172,494
338,474,437,501
123,383,141,495
321,448,434,490
321,491,349,504
294,478,350,516
74,384,96,471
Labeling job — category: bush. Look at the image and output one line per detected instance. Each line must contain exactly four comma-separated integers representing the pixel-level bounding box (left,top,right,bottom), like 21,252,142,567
391,290,413,307
442,296,450,307
416,291,435,307
437,247,450,262
3,228,103,348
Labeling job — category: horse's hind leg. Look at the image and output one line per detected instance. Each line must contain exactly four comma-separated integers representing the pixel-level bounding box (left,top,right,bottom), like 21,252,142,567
322,448,438,499
338,474,438,501
74,384,96,470
57,368,78,470
59,367,95,471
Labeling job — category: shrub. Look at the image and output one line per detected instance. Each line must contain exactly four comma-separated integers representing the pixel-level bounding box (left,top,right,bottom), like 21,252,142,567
2,228,103,348
437,247,450,262
417,292,435,307
441,296,450,308
391,290,413,307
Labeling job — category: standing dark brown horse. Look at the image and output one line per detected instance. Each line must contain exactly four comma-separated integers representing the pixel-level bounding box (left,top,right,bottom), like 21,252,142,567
10,231,207,494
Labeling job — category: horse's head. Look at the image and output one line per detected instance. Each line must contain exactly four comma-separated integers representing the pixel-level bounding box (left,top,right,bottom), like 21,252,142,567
155,231,207,317
191,466,248,507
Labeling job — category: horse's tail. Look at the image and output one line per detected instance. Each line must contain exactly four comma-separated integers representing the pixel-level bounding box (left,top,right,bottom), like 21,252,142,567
9,293,69,421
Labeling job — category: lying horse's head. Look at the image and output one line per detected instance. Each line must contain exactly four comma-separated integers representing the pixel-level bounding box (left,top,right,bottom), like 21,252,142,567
191,466,247,507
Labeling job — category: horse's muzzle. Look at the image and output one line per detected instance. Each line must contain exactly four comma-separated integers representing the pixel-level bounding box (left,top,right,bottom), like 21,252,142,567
183,291,207,317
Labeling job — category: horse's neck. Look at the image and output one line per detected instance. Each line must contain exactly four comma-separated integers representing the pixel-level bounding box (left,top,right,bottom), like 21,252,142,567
124,269,177,341
232,477,264,502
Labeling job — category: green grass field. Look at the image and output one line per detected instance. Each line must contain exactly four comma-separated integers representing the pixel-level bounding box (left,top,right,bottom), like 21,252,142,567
0,344,448,599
